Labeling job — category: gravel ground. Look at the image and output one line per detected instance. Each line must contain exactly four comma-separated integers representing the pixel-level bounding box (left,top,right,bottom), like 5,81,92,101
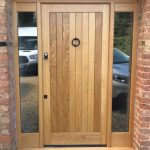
20,75,39,133
112,111,129,132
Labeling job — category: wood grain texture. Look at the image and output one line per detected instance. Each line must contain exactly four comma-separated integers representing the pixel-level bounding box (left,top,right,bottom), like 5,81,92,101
42,6,51,144
129,3,138,147
16,2,137,148
107,3,114,146
62,13,70,132
88,13,95,132
111,133,130,147
94,13,103,132
81,13,89,132
49,13,57,132
115,3,135,12
13,2,21,148
50,132,100,145
20,147,134,150
69,13,76,132
20,133,39,148
14,0,137,3
16,3,36,11
56,13,63,132
75,13,83,132
37,2,43,147
42,4,109,145
100,5,109,144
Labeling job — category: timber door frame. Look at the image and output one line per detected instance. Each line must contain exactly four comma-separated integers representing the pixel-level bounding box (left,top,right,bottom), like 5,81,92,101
12,0,138,149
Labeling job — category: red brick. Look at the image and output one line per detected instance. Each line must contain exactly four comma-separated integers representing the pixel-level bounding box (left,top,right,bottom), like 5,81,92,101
138,60,150,66
141,33,150,40
0,61,8,67
136,71,150,79
140,122,149,128
0,54,8,61
137,77,150,85
142,98,150,103
0,0,16,149
0,73,8,80
141,53,150,59
143,6,150,12
134,1,150,150
0,7,6,16
0,68,8,74
140,84,150,91
139,103,150,109
141,91,150,98
134,139,141,150
0,47,7,53
0,136,10,142
0,92,9,99
0,86,8,92
141,117,150,122
0,117,10,125
140,128,150,134
140,146,150,150
142,19,150,26
137,132,149,140
0,34,7,40
140,140,150,146
0,99,9,105
143,110,150,116
0,80,9,87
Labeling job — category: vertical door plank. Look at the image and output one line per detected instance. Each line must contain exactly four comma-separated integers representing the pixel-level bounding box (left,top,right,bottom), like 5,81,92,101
88,13,95,132
49,13,57,132
81,13,89,132
94,13,103,132
62,13,70,132
69,13,76,132
56,13,63,132
75,13,83,132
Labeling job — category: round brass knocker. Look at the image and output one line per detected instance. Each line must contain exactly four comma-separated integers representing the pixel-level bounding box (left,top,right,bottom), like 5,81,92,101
72,38,80,47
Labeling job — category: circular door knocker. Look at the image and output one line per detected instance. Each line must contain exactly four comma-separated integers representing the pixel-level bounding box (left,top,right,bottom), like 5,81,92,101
72,38,80,47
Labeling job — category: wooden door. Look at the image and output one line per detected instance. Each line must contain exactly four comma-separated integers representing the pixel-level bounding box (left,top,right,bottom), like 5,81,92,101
42,4,109,145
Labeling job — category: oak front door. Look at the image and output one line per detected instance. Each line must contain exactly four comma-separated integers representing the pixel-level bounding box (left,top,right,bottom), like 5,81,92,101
42,4,109,145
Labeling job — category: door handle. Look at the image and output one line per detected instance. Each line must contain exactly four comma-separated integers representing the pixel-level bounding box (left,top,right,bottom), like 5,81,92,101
44,52,48,60
72,37,80,47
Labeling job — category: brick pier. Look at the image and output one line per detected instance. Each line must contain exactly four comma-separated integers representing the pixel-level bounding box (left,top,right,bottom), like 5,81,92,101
134,0,150,150
0,0,16,149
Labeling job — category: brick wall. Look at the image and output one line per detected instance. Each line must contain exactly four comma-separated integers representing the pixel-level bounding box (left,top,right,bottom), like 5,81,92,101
0,0,16,150
134,0,150,150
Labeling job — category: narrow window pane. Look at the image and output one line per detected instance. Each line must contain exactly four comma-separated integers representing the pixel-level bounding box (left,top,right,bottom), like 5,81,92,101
112,12,133,132
18,12,39,133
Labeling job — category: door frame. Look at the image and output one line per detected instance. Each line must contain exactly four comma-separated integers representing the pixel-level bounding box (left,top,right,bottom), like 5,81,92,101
12,0,138,148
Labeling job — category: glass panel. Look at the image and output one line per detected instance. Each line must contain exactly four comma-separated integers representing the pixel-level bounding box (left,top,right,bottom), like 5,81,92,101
112,12,133,132
18,12,39,133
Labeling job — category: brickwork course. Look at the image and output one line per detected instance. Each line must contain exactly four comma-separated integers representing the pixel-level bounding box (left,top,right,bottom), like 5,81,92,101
0,0,16,149
134,0,150,150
